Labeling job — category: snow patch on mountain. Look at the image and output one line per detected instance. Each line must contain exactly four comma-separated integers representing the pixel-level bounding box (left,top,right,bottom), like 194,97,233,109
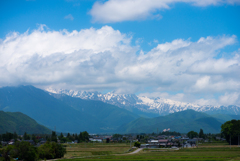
45,87,240,116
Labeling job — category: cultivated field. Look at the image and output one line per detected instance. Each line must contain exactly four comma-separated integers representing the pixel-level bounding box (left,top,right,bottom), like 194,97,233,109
59,142,240,161
63,142,131,158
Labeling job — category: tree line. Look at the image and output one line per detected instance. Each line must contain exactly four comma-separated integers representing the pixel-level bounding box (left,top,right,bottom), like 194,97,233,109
0,131,89,144
0,131,90,161
1,140,66,161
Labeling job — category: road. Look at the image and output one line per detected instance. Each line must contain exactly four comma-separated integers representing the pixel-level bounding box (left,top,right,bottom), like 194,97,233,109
127,148,143,154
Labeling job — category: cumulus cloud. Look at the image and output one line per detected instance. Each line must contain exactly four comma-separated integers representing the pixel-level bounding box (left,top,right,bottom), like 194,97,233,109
89,0,240,23
0,25,239,105
64,14,74,20
219,92,240,105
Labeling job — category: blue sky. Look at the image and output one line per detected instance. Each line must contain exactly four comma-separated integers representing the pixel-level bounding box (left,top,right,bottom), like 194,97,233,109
1,0,240,51
0,0,240,106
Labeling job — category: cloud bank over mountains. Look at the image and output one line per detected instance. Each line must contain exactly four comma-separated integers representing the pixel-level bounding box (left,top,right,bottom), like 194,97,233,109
89,0,240,23
0,25,239,106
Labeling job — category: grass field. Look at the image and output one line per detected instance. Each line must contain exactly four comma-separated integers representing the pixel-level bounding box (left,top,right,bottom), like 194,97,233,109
59,142,240,161
63,142,131,158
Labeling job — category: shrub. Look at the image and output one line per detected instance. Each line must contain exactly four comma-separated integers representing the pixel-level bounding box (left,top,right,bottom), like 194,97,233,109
134,141,141,148
38,141,66,159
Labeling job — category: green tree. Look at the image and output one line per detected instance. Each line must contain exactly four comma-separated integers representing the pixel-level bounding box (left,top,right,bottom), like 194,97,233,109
1,145,14,161
23,132,30,140
10,141,38,161
51,131,57,142
38,141,55,159
13,132,18,141
67,133,70,138
60,132,64,138
134,141,141,148
78,131,89,142
199,129,205,139
38,141,66,159
58,132,64,141
52,142,66,158
32,134,37,144
221,119,240,145
60,137,67,143
2,132,14,141
187,131,198,139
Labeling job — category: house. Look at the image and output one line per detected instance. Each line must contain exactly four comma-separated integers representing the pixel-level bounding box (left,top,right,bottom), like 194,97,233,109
148,140,159,145
140,144,149,148
159,139,168,147
89,138,103,142
102,136,112,140
183,143,192,148
157,136,164,139
188,139,197,145
167,142,173,147
181,137,190,141
174,136,181,139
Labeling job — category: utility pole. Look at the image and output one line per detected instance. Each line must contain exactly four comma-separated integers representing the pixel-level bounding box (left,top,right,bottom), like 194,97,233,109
182,139,183,149
197,136,198,148
238,134,239,147
230,134,231,149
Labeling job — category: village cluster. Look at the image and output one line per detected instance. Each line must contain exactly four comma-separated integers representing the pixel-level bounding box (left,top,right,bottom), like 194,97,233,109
1,131,226,150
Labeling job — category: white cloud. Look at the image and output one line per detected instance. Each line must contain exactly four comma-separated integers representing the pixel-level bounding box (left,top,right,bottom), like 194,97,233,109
194,76,211,90
0,25,239,105
89,0,240,23
64,14,74,20
153,39,159,43
219,92,240,105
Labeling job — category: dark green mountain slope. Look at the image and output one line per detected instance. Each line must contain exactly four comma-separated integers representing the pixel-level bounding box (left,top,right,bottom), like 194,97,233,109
210,114,240,123
0,85,99,133
118,110,223,134
0,111,51,134
0,86,138,133
53,94,138,128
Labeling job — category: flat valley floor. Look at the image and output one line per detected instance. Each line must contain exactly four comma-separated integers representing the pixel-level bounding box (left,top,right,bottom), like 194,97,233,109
59,142,240,161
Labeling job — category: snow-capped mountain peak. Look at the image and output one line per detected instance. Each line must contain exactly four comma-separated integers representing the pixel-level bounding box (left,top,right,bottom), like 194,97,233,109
45,88,240,116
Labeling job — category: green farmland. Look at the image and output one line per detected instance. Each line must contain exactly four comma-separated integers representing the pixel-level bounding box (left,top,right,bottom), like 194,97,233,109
59,142,240,161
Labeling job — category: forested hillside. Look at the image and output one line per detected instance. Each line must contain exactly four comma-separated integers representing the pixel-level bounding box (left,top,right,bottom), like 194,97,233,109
0,111,51,134
118,110,223,133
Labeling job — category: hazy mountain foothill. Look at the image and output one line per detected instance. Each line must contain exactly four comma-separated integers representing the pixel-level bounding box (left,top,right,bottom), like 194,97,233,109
0,111,51,134
0,85,239,134
117,110,223,134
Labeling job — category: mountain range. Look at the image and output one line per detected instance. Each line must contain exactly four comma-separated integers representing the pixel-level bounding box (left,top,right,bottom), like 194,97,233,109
0,86,138,133
0,85,239,134
46,88,240,116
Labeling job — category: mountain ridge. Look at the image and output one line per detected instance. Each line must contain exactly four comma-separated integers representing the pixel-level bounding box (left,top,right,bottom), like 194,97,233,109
0,85,138,133
46,88,240,116
117,109,223,133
